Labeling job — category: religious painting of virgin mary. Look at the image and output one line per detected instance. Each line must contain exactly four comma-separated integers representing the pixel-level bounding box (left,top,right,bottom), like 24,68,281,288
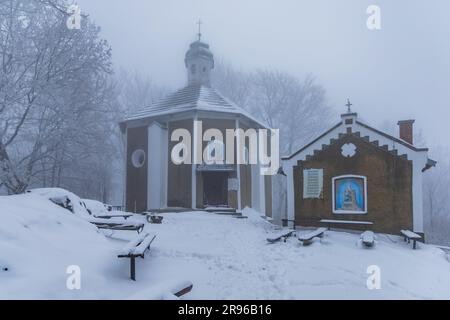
332,175,367,214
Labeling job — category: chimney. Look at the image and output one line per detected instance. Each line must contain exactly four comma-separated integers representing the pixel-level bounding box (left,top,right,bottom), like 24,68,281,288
397,120,415,145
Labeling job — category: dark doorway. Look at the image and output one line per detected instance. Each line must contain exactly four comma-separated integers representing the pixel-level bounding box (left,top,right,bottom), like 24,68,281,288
203,172,228,206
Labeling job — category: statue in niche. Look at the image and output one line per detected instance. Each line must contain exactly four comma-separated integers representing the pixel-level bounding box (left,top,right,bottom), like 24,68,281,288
342,183,359,211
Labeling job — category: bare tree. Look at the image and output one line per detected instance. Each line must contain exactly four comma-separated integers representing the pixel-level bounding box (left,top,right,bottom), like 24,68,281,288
0,0,113,194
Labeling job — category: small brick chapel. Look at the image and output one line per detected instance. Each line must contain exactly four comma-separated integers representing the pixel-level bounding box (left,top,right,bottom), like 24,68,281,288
281,104,436,237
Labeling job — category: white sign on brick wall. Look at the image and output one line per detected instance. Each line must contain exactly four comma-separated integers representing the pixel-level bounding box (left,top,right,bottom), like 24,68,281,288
303,169,323,199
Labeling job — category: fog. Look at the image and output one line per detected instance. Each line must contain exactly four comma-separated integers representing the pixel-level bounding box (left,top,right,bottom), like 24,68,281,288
77,0,450,151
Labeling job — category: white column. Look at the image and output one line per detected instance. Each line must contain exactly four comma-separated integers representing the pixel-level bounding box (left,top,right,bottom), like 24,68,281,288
123,127,128,210
235,118,242,211
162,124,168,208
412,165,424,233
191,115,198,209
286,164,295,227
259,163,266,215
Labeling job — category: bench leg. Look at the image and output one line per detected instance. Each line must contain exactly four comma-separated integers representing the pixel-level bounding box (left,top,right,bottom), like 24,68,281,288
413,240,417,250
130,256,136,281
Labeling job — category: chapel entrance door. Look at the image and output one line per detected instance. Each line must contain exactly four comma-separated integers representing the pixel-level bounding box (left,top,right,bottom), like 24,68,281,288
203,172,228,207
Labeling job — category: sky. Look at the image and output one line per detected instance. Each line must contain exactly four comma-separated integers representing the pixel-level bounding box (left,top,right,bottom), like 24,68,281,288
76,0,450,153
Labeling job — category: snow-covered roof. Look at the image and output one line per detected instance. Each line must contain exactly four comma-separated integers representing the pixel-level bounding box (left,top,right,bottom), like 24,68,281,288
122,84,269,129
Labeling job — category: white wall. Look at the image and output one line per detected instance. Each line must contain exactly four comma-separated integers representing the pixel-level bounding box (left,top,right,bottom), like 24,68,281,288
147,122,168,210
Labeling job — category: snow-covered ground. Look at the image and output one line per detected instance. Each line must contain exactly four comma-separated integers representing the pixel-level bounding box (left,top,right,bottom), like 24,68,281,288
1,193,450,299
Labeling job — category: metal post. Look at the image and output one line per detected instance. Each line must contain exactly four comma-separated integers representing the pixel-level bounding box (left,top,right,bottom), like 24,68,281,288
130,256,136,281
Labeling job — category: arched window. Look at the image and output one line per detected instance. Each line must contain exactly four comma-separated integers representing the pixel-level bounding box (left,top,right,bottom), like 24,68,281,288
205,139,224,164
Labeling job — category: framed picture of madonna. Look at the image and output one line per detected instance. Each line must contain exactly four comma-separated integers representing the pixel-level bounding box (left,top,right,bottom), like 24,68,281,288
332,175,367,214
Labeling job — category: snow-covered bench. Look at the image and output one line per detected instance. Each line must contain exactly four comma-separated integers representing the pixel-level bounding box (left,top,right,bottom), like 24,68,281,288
118,232,157,280
320,219,373,230
267,230,296,243
127,280,193,299
298,227,327,246
400,230,422,250
89,218,144,234
95,213,133,220
360,231,376,248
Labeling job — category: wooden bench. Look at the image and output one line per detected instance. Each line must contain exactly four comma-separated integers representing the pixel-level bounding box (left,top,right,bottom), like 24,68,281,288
127,280,193,299
320,219,373,230
267,230,296,243
298,227,327,246
118,232,157,280
400,230,422,249
90,220,145,234
95,213,133,220
360,231,376,248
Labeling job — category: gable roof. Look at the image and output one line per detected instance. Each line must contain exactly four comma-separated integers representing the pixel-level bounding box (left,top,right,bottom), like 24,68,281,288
282,112,435,172
122,84,268,129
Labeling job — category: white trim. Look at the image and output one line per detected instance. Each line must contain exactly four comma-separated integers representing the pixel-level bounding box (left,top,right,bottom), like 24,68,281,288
235,118,242,211
123,127,128,209
332,175,368,214
283,124,346,168
259,166,266,215
162,124,168,208
286,165,295,226
147,123,167,210
191,114,198,209
251,163,260,212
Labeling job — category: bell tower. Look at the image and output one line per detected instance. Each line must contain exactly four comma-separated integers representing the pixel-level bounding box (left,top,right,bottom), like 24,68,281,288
184,20,214,87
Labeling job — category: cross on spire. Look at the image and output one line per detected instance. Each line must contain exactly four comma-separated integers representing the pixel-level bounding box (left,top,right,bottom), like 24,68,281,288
345,99,353,113
197,19,202,41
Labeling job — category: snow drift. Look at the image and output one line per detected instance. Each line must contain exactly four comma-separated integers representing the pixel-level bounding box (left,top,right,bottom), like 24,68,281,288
0,193,115,299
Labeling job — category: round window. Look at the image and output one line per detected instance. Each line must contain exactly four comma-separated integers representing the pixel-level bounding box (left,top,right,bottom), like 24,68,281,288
131,149,146,168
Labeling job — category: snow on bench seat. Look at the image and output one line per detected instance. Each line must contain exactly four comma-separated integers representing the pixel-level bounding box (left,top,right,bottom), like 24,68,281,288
400,230,422,250
320,219,373,230
120,232,157,257
127,280,193,299
267,230,295,243
87,217,144,233
95,213,133,220
118,232,157,281
320,219,373,225
400,230,421,239
360,231,376,247
298,227,327,245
